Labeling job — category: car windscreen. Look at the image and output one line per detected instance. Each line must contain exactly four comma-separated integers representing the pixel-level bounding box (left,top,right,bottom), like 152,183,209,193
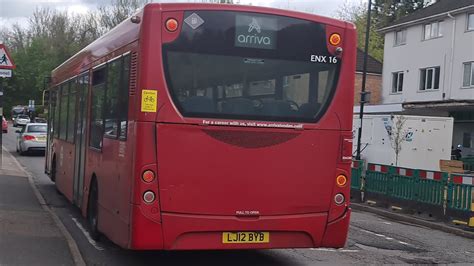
162,11,341,123
27,125,47,133
18,115,29,119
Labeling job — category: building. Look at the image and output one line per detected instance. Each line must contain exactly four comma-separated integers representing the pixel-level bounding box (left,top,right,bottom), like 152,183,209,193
354,49,383,105
379,0,474,155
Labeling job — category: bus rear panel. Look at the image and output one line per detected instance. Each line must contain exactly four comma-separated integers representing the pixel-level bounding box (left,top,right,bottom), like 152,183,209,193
130,4,356,250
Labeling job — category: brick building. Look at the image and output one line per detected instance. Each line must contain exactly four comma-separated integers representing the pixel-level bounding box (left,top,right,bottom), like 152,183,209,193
354,49,383,105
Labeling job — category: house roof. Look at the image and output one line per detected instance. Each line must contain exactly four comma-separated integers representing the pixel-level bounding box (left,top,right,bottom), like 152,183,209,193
380,0,474,31
356,49,383,74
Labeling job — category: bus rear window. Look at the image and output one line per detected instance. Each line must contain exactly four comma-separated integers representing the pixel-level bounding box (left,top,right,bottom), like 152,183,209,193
163,11,340,123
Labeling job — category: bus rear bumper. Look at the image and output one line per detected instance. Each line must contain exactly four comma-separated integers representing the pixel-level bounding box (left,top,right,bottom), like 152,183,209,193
320,207,351,248
160,212,331,250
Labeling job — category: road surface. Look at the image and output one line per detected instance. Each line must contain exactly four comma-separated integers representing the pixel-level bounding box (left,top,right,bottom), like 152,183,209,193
3,124,473,265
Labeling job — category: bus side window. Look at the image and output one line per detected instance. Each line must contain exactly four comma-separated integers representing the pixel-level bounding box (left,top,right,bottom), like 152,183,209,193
50,87,59,138
90,67,106,149
105,59,121,139
67,79,77,143
59,84,70,141
118,54,130,140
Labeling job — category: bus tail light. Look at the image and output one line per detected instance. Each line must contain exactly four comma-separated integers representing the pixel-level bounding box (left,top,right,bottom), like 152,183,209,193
165,18,179,32
142,170,155,183
23,135,36,141
336,175,347,187
143,191,156,204
334,193,345,205
329,33,341,46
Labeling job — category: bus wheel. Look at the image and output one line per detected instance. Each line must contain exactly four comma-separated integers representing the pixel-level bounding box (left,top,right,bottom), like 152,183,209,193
50,157,56,182
88,178,100,241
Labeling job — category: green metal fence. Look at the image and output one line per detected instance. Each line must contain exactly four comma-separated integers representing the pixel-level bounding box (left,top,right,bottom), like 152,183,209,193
416,176,446,207
355,162,474,227
365,165,390,195
389,169,417,202
351,160,363,190
364,165,448,207
447,175,473,213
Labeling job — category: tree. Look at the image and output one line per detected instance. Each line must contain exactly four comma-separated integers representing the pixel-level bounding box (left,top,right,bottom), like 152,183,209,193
0,8,102,117
336,0,430,62
336,1,384,61
97,0,150,31
388,115,408,166
372,0,427,27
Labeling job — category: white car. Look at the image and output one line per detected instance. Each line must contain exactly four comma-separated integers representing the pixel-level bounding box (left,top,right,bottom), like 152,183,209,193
14,115,31,127
16,123,47,155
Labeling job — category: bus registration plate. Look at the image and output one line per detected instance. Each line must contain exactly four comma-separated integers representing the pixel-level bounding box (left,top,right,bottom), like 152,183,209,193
222,232,269,244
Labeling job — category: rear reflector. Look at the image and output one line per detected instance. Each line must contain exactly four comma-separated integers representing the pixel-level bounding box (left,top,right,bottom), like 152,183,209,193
341,137,353,162
334,193,345,205
143,191,155,204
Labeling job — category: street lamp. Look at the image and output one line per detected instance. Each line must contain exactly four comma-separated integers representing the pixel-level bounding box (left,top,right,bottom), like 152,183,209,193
355,0,373,160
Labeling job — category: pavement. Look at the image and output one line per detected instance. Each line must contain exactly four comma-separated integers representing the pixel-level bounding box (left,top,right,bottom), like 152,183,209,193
351,202,474,240
0,147,84,265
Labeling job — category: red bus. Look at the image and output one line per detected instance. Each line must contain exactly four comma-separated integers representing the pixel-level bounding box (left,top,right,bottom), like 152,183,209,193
46,3,356,250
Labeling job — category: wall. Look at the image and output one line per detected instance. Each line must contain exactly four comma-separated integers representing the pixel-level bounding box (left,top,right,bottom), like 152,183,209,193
381,12,474,104
353,72,382,105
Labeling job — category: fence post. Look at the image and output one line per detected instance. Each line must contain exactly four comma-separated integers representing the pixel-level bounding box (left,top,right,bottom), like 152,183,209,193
413,169,420,203
387,166,396,200
442,172,449,217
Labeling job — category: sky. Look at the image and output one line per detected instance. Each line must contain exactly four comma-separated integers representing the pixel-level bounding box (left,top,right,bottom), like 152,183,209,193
0,0,362,31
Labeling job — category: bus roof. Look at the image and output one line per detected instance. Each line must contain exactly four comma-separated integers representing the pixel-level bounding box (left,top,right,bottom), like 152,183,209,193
51,3,353,85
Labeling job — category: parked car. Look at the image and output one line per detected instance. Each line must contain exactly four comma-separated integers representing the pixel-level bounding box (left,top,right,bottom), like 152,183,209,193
34,117,47,123
16,123,47,155
2,117,7,133
14,115,31,127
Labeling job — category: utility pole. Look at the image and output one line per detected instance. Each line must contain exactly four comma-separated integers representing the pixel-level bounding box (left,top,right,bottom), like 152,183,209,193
355,0,373,160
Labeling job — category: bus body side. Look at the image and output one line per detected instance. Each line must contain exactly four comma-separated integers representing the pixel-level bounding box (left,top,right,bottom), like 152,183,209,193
47,15,142,248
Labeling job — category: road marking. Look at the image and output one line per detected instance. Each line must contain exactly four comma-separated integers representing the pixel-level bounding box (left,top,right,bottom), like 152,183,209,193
382,222,392,225
71,217,104,251
340,249,359,253
358,228,413,246
310,248,335,252
310,248,359,253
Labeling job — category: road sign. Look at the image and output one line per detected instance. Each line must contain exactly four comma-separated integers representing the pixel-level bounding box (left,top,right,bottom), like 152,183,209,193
0,44,15,70
0,69,12,78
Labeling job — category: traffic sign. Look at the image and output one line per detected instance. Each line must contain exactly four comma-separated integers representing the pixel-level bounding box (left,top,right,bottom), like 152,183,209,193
0,69,12,78
0,44,15,70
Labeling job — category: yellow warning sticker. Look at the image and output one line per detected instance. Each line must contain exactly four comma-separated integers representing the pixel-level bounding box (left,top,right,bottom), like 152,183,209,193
141,90,157,112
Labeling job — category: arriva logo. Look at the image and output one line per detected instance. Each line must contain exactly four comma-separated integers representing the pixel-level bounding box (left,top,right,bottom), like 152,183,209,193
237,17,272,46
248,18,261,33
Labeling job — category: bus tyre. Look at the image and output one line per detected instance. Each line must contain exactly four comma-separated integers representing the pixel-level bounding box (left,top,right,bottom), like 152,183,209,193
88,178,100,241
50,157,56,182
